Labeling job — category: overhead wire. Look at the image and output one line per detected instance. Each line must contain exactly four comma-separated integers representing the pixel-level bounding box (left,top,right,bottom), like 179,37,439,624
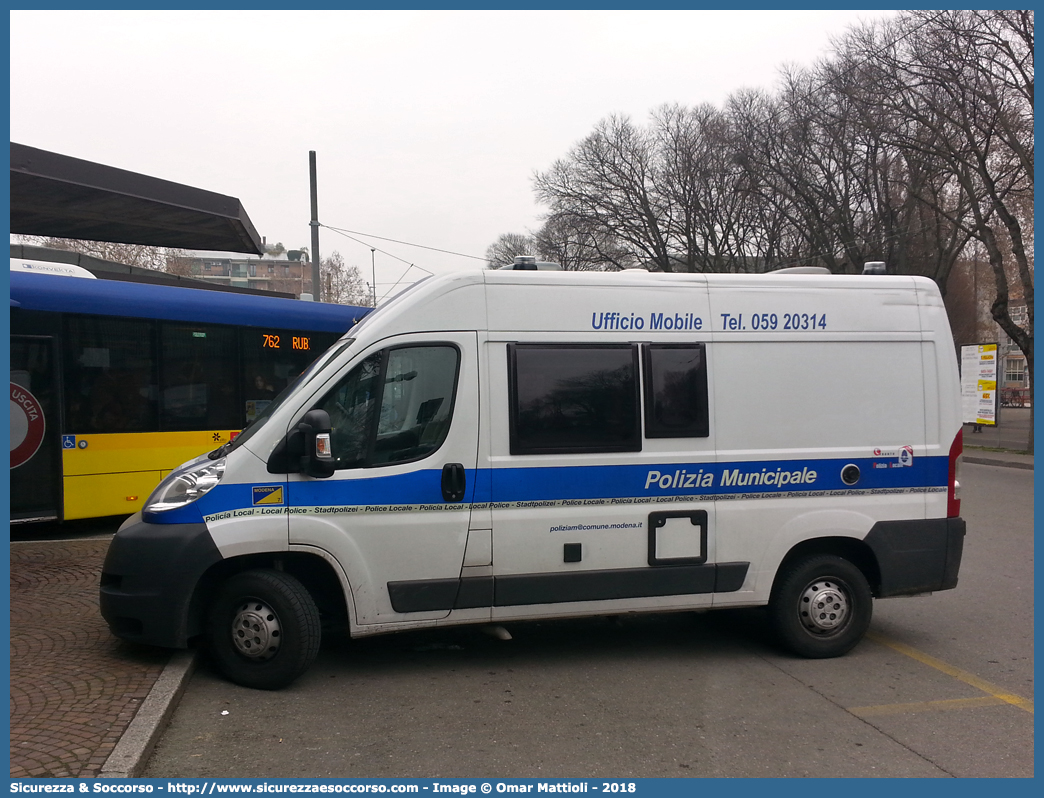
319,224,446,305
321,224,487,263
318,222,503,303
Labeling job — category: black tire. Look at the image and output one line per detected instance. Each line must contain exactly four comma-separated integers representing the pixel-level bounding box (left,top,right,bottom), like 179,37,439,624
768,555,872,658
207,569,321,690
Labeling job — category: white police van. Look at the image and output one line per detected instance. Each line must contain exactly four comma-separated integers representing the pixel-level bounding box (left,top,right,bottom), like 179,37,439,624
101,265,966,689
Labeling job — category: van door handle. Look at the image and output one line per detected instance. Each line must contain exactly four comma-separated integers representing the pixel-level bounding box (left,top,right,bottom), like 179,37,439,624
441,463,466,503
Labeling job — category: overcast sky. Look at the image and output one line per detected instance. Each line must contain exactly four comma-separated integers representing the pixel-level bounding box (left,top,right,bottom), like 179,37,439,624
10,9,896,298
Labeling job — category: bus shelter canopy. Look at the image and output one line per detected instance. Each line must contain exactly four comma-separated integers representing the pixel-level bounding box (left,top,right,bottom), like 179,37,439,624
10,143,265,256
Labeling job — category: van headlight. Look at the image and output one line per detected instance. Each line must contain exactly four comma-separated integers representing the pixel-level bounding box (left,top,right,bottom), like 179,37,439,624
144,458,226,513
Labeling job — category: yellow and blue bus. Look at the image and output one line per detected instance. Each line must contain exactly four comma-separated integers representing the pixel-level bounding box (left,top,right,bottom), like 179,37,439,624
10,268,370,523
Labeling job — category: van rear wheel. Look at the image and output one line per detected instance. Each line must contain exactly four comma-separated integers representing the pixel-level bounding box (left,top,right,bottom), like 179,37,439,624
769,555,872,658
207,569,321,690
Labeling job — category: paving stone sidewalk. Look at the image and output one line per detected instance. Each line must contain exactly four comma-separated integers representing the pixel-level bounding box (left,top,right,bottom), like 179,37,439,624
10,537,171,778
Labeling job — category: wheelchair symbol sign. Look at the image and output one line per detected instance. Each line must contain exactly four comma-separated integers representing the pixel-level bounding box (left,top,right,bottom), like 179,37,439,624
62,435,76,449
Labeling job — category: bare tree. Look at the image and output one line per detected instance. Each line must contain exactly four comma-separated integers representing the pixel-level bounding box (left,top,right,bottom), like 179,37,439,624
945,247,998,344
163,248,196,276
652,103,765,272
533,212,630,271
486,221,633,272
850,11,1033,449
321,251,373,307
484,233,539,269
535,115,675,270
535,108,774,273
15,235,178,271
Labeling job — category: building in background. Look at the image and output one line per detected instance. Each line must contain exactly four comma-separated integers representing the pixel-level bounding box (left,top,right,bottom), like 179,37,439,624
1000,304,1030,406
186,250,314,298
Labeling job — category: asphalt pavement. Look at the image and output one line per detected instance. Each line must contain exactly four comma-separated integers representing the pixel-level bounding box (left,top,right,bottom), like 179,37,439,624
8,428,1033,779
962,407,1032,455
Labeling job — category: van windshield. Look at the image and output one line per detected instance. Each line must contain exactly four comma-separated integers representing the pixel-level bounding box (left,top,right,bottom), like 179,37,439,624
209,337,355,458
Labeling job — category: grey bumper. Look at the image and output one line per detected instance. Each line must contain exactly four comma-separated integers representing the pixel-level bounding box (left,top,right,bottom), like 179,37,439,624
864,517,966,597
99,513,222,648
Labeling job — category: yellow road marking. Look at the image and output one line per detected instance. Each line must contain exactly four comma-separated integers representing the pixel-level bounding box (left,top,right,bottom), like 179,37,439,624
867,632,1034,714
850,696,1007,717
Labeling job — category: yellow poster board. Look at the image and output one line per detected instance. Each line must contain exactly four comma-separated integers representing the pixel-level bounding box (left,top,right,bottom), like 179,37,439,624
960,343,998,425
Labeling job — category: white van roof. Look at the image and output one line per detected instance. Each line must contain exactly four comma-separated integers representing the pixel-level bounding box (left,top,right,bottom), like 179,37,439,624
354,269,937,340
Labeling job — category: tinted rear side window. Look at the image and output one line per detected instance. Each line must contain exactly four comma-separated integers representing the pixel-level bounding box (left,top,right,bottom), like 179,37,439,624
643,344,709,438
509,344,641,455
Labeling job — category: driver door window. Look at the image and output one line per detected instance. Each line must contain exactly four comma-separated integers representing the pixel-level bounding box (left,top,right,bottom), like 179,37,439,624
317,345,459,469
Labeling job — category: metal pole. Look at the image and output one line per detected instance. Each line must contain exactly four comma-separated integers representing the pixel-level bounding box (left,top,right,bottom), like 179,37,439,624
309,151,321,302
371,248,376,307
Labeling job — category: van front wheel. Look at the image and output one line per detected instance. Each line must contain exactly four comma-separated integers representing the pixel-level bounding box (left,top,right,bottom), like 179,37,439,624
207,569,321,690
769,555,872,658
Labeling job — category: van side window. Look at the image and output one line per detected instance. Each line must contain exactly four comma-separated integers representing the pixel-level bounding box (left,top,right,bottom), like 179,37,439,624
509,344,641,455
318,345,459,469
642,344,709,438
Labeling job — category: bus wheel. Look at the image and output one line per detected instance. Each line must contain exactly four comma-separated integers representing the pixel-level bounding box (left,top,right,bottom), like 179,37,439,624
769,555,872,658
207,569,321,690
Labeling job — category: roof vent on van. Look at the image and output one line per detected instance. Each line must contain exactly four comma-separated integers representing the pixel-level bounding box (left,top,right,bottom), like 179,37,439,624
498,256,562,271
862,261,887,275
768,266,831,275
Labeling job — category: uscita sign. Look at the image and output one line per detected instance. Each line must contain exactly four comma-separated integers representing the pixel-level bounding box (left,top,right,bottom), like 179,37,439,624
11,382,46,468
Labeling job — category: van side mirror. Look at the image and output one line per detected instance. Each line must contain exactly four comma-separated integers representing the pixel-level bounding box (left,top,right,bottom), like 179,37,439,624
297,409,335,478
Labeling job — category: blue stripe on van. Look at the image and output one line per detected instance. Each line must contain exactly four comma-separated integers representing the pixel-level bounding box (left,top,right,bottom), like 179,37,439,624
143,456,949,525
491,457,947,501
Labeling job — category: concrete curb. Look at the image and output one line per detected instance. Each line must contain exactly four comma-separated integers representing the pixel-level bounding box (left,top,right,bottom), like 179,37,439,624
964,455,1034,470
98,649,199,778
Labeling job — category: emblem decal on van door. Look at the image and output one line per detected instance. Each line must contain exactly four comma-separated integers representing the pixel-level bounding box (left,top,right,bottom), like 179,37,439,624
252,485,284,506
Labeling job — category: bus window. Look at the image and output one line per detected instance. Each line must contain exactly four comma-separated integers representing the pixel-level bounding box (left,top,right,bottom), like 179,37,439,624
240,328,341,425
160,323,239,431
63,316,158,434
